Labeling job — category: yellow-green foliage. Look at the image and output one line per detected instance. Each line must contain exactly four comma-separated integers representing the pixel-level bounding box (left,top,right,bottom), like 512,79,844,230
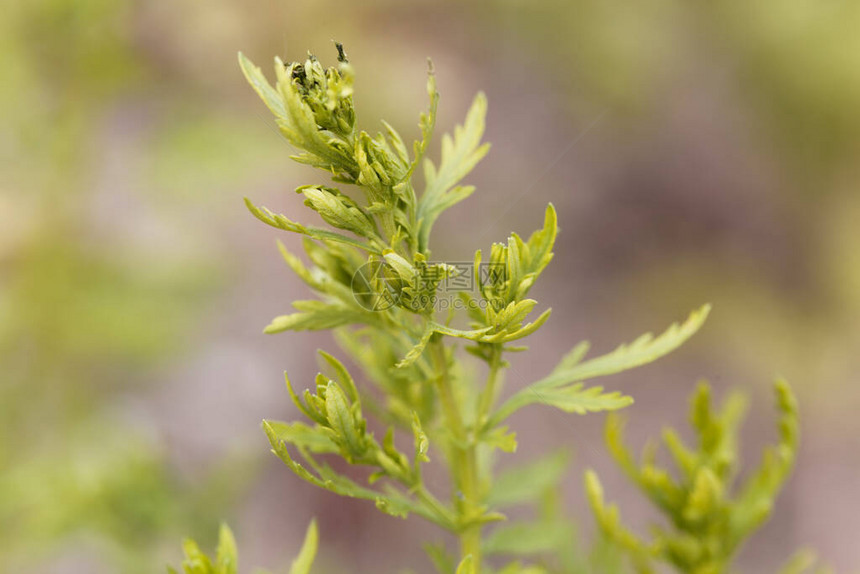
169,521,318,574
585,381,800,574
171,45,824,574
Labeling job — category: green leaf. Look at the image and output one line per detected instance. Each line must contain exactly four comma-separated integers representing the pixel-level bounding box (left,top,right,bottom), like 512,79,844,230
542,304,711,390
454,555,475,574
318,350,360,403
729,379,799,546
584,470,654,569
298,185,378,239
482,425,518,453
238,52,287,122
273,58,355,171
532,384,633,415
487,450,570,508
411,411,430,465
264,300,379,333
429,321,493,340
264,420,339,454
484,520,573,556
324,381,365,455
417,92,490,252
262,422,446,526
589,381,801,573
488,305,710,425
169,524,245,574
396,321,492,368
395,326,436,369
215,524,238,574
246,198,380,254
238,54,355,174
520,204,558,284
408,63,439,180
488,383,632,428
289,520,319,574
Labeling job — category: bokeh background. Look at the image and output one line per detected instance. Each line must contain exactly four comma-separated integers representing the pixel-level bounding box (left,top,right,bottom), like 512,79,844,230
2,0,860,572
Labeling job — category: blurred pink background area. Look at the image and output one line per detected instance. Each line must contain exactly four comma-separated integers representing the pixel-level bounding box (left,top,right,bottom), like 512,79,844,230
2,0,860,572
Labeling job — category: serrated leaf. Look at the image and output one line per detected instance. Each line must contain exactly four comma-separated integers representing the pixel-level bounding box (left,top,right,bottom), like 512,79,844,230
238,54,355,174
482,426,518,453
417,92,490,252
264,300,379,333
534,384,634,415
396,321,491,368
298,185,378,239
264,420,339,454
729,380,799,545
408,64,439,180
246,198,379,254
543,304,711,390
491,299,537,331
488,383,632,428
556,305,711,387
488,305,710,425
262,422,444,525
395,326,436,369
429,321,493,340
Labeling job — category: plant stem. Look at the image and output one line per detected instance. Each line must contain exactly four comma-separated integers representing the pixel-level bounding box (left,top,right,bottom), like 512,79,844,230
429,337,483,571
415,484,457,530
477,345,503,427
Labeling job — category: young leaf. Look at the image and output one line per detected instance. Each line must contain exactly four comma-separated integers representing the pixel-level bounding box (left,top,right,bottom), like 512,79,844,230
245,198,380,254
215,524,238,574
264,300,380,333
408,64,439,179
264,420,339,454
417,92,490,252
238,52,287,122
289,520,319,574
541,304,711,390
411,412,430,465
487,305,710,426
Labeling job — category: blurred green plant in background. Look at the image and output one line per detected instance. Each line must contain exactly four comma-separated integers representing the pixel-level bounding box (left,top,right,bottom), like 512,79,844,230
0,1,273,571
586,381,807,573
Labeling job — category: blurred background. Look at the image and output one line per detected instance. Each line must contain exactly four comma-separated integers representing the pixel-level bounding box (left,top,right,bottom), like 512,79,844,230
2,0,859,572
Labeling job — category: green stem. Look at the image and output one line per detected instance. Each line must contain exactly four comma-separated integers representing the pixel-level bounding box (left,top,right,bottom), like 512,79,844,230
429,337,482,571
415,484,457,530
477,345,503,427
